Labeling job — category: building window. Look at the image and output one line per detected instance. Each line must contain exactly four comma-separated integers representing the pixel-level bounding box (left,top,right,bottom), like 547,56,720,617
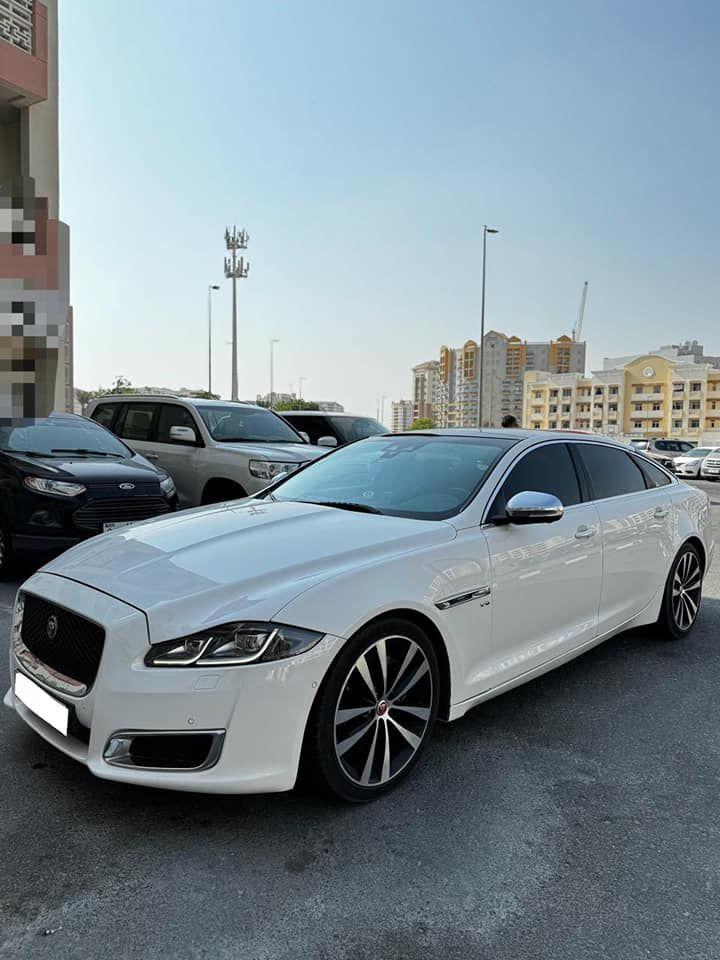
562,404,571,413
690,419,700,429
609,386,619,395
673,420,683,429
690,401,701,411
593,420,602,429
533,391,542,400
672,401,682,411
691,382,702,392
634,404,642,412
652,403,661,411
634,386,643,394
633,420,642,428
562,388,572,398
609,403,617,412
652,420,660,429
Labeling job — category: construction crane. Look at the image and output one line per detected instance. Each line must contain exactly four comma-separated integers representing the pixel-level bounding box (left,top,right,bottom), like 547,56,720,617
572,281,588,342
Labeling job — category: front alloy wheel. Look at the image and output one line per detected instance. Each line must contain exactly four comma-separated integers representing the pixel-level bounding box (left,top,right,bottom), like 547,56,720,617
307,619,440,801
658,543,703,640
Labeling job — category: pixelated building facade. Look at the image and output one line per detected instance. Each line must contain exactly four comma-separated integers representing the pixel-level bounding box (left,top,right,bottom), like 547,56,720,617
0,0,72,419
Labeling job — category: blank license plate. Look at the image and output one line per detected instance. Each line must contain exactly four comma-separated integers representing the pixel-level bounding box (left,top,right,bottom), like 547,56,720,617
14,673,69,736
103,521,134,532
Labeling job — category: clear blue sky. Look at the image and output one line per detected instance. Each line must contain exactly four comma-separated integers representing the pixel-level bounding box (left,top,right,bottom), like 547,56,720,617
60,0,720,416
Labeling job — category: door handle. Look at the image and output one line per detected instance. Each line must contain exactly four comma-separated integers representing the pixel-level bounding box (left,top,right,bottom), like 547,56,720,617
574,524,597,539
653,506,669,519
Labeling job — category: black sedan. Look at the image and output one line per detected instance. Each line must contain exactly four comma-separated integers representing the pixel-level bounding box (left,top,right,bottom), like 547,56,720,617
0,413,178,577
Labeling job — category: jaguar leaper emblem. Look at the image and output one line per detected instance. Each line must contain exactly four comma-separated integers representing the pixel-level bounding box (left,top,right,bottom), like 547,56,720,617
46,614,58,641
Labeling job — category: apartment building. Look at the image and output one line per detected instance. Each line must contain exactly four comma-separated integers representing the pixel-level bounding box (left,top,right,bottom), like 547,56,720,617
432,332,585,428
390,399,413,433
525,353,720,444
411,360,439,422
0,0,71,417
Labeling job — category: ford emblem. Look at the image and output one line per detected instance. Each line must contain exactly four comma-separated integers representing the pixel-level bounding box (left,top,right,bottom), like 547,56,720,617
119,483,135,491
46,614,58,641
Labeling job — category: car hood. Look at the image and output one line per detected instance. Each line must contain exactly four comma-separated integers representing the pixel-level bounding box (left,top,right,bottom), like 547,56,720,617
212,442,325,462
7,453,161,484
41,499,455,642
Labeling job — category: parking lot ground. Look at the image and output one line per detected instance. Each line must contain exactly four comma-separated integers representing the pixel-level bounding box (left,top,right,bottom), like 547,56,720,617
1,482,719,960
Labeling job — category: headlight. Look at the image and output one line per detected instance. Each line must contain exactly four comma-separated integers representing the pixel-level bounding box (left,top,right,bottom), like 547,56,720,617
24,477,86,497
248,460,296,480
159,475,176,496
145,621,323,667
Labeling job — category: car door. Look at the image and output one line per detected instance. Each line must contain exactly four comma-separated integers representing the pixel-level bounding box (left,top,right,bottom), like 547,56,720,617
574,442,674,634
478,441,603,691
150,404,204,508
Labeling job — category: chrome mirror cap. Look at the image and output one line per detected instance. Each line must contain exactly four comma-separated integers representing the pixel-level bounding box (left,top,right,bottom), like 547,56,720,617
505,491,564,524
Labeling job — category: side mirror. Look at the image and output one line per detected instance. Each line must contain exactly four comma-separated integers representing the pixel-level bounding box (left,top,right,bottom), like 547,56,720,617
169,425,197,444
505,491,564,524
317,436,338,448
299,431,310,444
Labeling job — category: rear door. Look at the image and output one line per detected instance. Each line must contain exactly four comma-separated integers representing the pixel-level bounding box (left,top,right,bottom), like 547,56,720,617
479,441,603,691
115,402,159,463
574,442,674,634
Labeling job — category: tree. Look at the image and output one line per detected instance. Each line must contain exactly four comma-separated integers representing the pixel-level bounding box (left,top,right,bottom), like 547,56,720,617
409,417,435,430
75,376,135,412
188,390,220,400
274,399,320,411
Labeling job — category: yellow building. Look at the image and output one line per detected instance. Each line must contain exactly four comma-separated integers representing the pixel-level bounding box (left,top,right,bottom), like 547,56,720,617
524,354,720,444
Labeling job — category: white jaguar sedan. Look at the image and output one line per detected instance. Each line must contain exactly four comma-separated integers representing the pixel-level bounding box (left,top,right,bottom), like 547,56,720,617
5,430,714,802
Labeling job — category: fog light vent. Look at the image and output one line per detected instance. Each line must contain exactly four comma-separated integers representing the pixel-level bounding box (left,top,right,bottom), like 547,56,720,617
104,730,224,771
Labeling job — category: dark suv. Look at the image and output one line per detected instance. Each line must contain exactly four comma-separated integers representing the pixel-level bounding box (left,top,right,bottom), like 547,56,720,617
280,411,388,448
0,413,177,576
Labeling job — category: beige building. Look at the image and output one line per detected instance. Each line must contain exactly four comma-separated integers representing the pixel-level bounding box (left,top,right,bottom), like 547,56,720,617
411,360,439,422
432,332,585,428
0,0,71,418
390,399,414,432
525,354,720,444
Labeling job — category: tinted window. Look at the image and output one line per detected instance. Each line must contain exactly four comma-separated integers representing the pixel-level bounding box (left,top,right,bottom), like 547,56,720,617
273,435,517,520
92,404,117,430
636,457,672,488
0,416,131,458
157,405,199,444
119,404,157,442
577,444,647,500
330,416,387,443
284,415,331,444
491,443,581,514
196,404,304,443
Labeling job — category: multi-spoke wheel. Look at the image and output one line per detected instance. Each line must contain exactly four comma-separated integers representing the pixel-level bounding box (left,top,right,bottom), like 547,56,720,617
657,543,704,641
306,618,440,801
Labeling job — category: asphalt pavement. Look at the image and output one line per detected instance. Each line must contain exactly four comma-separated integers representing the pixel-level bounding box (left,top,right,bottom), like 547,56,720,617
1,480,719,960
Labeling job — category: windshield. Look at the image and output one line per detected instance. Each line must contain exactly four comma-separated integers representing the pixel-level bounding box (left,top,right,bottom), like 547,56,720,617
684,447,713,458
330,416,388,443
196,405,305,444
0,417,132,458
271,434,517,520
629,440,649,450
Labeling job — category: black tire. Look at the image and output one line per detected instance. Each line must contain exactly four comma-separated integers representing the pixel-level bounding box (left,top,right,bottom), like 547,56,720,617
305,617,440,802
656,542,704,641
0,520,14,581
200,481,247,505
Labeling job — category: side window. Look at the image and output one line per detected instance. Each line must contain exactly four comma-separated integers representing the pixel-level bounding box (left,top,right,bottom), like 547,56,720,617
157,405,200,444
291,416,327,444
655,440,668,451
576,444,647,500
490,443,581,516
118,404,157,442
635,456,672,488
91,404,118,431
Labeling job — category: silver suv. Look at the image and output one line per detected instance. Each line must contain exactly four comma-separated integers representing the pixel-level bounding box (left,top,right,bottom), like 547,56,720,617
86,396,326,508
628,437,695,470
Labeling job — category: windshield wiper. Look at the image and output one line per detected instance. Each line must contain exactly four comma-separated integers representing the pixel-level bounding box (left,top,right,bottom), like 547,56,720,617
2,449,55,458
51,448,124,457
310,500,384,515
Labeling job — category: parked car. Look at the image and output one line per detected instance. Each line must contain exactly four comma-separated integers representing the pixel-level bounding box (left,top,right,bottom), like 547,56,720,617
700,450,720,480
673,446,720,478
280,410,388,448
5,429,713,801
628,438,696,470
0,413,177,577
85,396,326,508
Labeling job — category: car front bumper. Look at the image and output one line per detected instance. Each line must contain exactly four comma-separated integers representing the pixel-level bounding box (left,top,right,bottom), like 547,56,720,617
4,572,342,794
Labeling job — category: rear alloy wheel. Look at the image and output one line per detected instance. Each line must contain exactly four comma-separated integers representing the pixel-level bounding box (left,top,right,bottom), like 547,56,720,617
307,619,439,802
658,543,703,641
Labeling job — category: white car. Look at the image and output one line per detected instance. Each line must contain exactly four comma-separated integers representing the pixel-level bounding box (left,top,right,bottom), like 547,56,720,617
5,430,714,802
674,446,720,479
701,450,720,481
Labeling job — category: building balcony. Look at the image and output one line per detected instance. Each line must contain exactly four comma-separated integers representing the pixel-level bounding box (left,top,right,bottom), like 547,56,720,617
629,409,665,419
631,391,664,401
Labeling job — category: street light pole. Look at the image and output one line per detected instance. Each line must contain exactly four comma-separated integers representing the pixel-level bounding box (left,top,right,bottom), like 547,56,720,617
477,225,499,428
269,338,280,409
224,226,250,401
207,284,219,396
298,376,306,400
